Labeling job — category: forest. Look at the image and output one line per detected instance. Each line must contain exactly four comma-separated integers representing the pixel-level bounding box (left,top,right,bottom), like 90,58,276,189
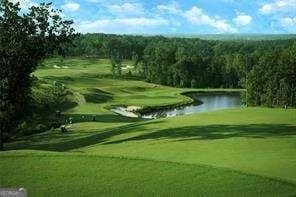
65,33,296,107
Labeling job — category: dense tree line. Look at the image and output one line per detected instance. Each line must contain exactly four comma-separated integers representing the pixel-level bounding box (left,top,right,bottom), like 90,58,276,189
247,44,296,107
65,33,296,108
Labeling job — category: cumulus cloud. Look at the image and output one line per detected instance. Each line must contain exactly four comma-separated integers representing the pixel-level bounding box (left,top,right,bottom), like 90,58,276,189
233,13,252,26
78,17,169,33
281,16,296,26
156,1,182,15
79,2,237,33
75,1,245,34
155,4,237,33
62,1,80,12
107,3,145,16
183,7,237,33
259,0,296,14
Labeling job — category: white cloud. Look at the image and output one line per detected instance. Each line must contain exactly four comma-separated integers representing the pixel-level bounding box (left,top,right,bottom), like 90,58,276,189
281,16,296,26
108,3,145,16
62,1,80,12
259,0,296,14
155,4,238,33
81,2,238,33
233,13,252,26
183,7,237,33
113,18,168,26
156,1,182,15
78,17,169,33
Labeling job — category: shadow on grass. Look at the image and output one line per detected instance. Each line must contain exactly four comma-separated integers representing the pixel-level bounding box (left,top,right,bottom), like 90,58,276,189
43,72,141,83
6,123,296,152
105,124,296,145
6,121,162,152
62,113,141,123
83,88,113,103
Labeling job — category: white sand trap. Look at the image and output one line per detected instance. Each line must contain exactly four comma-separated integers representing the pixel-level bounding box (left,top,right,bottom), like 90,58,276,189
122,65,134,70
126,106,141,112
53,65,61,69
111,106,141,118
111,107,138,118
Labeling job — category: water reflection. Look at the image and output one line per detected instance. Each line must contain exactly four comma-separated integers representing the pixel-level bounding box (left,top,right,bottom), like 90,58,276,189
142,93,241,119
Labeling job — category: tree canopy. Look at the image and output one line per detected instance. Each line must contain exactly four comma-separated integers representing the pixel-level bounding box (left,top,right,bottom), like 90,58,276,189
0,0,76,150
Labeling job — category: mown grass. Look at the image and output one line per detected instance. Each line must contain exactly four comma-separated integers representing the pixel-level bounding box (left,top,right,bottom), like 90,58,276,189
1,152,296,197
1,57,296,196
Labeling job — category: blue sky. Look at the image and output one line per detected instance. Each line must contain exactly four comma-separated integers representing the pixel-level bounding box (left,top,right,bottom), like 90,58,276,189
12,0,296,34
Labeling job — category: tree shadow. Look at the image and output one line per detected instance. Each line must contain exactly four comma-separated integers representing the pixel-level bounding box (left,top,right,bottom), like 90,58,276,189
43,72,142,84
6,123,296,152
6,121,163,152
105,124,296,145
62,113,142,123
83,88,113,103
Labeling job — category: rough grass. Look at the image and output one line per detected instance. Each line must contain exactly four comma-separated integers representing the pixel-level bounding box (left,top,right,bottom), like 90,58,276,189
1,57,296,196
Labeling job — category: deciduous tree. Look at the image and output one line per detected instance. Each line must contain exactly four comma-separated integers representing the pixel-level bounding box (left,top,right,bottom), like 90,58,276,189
0,0,75,150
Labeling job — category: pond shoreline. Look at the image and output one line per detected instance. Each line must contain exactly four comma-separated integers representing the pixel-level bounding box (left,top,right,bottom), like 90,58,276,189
138,90,242,115
111,90,243,119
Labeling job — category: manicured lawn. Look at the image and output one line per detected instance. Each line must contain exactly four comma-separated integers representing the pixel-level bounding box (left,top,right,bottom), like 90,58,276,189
1,152,296,197
1,57,295,196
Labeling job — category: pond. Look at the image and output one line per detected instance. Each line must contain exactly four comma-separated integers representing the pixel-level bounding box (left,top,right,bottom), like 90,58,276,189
111,92,242,119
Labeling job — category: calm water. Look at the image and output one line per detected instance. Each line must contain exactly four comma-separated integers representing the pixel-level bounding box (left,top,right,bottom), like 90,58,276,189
141,93,241,119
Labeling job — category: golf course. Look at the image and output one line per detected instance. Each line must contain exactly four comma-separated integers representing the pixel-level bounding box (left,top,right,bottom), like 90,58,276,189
1,57,296,196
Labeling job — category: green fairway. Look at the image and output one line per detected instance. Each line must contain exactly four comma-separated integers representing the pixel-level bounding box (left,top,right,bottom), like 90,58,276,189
1,151,296,197
1,57,296,196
